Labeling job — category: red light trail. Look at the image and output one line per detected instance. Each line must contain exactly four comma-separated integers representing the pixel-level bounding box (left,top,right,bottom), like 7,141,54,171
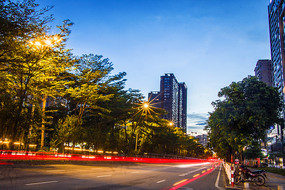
0,150,218,164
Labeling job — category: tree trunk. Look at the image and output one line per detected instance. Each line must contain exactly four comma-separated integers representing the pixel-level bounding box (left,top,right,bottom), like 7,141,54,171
41,94,47,149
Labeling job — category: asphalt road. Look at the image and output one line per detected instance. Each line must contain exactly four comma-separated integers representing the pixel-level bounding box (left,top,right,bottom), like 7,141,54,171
0,161,226,190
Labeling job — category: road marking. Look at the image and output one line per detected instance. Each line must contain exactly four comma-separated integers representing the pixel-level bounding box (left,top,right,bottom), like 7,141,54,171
97,175,112,178
25,181,58,186
173,179,188,186
193,174,200,178
215,164,225,190
156,179,166,183
179,166,207,176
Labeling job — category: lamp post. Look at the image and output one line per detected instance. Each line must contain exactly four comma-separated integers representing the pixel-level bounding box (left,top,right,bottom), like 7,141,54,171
135,102,150,153
168,121,174,127
29,35,61,150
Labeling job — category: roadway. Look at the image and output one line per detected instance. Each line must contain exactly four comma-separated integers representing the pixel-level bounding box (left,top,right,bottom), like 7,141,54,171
0,161,226,190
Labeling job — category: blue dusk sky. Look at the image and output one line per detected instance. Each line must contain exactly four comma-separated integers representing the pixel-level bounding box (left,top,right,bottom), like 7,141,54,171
37,0,271,135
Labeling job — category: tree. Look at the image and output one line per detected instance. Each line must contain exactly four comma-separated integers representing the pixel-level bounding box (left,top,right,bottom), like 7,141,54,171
0,0,53,145
206,76,283,162
0,0,75,150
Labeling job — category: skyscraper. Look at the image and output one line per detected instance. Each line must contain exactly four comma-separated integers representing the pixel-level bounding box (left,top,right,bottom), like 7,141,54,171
268,0,285,158
160,73,179,127
254,59,273,86
268,0,285,95
148,73,187,132
148,91,161,108
178,82,187,132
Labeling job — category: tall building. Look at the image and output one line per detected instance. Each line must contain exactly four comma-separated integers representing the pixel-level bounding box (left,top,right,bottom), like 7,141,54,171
160,73,179,127
268,0,285,159
178,82,187,132
148,73,187,132
196,134,208,147
268,0,285,95
254,59,273,86
148,91,161,108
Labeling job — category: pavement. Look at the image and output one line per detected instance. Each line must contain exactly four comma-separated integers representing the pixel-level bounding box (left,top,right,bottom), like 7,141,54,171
224,169,285,190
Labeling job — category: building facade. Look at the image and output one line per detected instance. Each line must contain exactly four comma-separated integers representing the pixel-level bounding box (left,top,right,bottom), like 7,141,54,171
268,0,285,160
268,0,285,95
254,59,273,86
160,73,179,127
196,134,208,147
178,82,187,132
148,91,161,108
148,73,187,132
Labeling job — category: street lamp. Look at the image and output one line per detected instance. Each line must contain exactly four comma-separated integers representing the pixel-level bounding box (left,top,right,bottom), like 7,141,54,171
29,35,62,150
135,101,150,152
143,102,149,109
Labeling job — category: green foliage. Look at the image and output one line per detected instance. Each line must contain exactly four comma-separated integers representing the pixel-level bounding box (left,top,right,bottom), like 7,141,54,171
0,0,209,159
206,76,283,162
50,115,83,151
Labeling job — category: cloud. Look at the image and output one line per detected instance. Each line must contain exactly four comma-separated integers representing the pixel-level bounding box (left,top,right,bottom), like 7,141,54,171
196,122,207,126
187,113,209,135
188,113,209,121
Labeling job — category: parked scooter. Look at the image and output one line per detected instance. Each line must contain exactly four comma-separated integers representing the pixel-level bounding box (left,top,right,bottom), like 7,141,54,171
234,165,267,186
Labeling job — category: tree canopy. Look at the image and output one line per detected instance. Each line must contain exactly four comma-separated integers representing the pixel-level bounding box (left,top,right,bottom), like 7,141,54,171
206,76,283,162
0,0,210,159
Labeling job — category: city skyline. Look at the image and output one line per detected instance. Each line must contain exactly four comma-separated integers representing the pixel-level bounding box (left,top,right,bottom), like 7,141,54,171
37,0,270,134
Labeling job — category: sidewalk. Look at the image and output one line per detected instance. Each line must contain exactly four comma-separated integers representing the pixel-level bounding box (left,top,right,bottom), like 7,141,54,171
224,170,285,190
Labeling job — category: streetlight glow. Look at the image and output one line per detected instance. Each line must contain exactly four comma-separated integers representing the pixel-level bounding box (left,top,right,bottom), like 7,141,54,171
45,39,52,45
53,36,61,43
143,102,149,109
34,41,41,46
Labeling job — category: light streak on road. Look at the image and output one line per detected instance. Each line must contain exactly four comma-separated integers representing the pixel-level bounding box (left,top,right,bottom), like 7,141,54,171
176,162,212,168
179,167,207,176
0,149,217,164
170,165,217,190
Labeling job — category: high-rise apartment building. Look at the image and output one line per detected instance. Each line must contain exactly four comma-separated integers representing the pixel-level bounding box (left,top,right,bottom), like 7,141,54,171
268,0,285,158
148,73,187,132
178,82,187,132
268,0,285,95
254,59,273,86
148,91,161,108
160,73,179,127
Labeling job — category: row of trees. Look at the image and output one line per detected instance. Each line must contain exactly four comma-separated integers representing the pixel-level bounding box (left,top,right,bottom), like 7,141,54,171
0,0,211,158
206,76,283,162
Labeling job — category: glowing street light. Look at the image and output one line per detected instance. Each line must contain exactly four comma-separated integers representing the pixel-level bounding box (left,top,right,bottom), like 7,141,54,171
28,35,62,150
29,35,62,48
143,102,149,109
34,41,42,46
44,39,52,46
